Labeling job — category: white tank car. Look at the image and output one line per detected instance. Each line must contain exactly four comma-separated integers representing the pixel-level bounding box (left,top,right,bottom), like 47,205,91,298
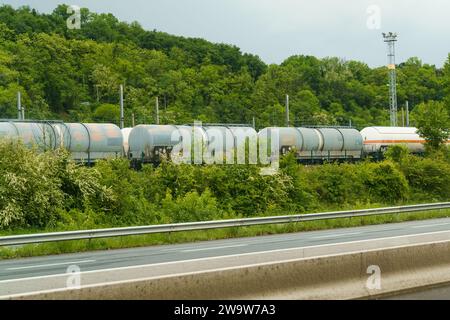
63,123,123,162
360,127,425,154
121,127,133,157
258,127,363,161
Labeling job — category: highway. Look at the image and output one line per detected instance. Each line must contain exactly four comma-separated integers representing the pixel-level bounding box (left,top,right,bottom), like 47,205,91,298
2,217,450,298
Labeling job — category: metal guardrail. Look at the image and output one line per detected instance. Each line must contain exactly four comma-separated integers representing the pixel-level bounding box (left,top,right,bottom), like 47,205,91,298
1,202,449,246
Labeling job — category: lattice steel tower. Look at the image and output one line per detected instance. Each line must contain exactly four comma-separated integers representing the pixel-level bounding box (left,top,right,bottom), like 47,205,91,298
382,32,398,126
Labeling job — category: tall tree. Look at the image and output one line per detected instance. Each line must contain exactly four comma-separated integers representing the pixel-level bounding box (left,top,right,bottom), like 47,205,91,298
413,101,450,150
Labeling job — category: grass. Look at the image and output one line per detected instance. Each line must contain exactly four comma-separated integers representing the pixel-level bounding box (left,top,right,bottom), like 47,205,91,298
1,206,449,260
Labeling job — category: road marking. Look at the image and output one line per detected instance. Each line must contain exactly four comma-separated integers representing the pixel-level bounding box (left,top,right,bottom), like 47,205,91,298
181,244,248,252
2,228,450,285
411,222,450,229
5,260,96,271
312,232,363,240
4,230,450,300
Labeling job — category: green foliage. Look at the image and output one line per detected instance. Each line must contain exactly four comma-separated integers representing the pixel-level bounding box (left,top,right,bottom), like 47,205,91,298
306,163,367,204
413,101,450,150
93,103,120,122
0,5,448,128
0,140,113,228
161,189,222,223
384,145,410,164
0,140,449,235
398,156,450,201
0,5,449,235
0,140,64,227
362,162,409,203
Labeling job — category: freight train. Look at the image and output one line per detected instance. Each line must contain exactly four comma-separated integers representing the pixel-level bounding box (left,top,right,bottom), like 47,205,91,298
0,119,446,165
0,120,123,163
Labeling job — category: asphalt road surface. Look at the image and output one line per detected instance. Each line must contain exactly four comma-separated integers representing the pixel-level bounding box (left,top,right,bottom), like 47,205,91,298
2,217,450,284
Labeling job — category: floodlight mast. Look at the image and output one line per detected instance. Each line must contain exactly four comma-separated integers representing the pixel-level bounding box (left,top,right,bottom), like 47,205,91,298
382,32,398,127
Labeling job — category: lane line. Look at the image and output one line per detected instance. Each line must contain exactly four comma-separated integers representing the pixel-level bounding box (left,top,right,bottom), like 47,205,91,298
5,260,96,271
181,244,248,252
312,232,363,240
2,218,449,268
3,229,450,284
5,236,450,299
412,222,450,229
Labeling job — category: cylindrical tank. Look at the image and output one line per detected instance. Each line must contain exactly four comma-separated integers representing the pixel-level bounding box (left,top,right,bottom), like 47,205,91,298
338,128,363,151
128,125,180,160
229,127,258,147
360,126,425,154
203,126,235,149
258,127,303,153
51,123,71,148
65,123,123,161
316,128,344,151
175,125,208,151
229,126,258,164
0,121,58,150
168,125,208,164
65,123,90,153
296,128,321,151
121,127,133,156
201,126,235,163
0,121,20,140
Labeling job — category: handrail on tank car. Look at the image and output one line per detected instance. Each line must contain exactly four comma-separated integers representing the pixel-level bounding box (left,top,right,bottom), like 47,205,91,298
0,119,65,124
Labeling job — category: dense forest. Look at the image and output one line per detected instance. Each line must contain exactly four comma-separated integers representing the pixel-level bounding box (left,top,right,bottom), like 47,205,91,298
0,4,449,129
1,5,450,258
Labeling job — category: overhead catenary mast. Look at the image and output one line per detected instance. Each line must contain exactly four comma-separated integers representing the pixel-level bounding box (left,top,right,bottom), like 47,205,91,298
285,94,290,127
155,96,160,125
120,85,124,129
17,91,22,120
382,32,399,127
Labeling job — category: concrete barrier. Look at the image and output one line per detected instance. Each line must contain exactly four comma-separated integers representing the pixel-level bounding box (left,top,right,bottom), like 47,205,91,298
12,239,450,300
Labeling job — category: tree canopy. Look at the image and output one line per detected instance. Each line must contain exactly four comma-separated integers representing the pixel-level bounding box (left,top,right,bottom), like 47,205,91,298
413,101,450,150
0,4,449,129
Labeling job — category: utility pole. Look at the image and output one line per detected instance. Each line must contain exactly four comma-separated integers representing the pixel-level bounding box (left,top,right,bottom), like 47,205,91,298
17,91,22,120
401,108,405,127
406,100,410,127
119,85,124,129
155,96,160,125
382,32,399,127
252,116,256,129
285,94,290,127
132,112,135,127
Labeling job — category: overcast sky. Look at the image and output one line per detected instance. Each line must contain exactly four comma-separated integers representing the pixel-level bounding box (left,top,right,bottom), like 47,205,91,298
2,0,449,67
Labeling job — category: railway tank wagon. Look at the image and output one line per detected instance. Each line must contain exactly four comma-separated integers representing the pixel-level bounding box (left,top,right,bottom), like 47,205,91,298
360,126,426,155
200,125,257,163
258,127,363,162
0,120,62,150
121,127,133,157
128,125,181,163
5,119,448,166
0,120,123,163
62,123,123,162
228,126,258,164
128,124,258,164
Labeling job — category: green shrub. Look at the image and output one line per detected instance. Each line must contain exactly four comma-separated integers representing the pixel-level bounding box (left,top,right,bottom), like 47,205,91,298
94,158,160,225
385,145,410,164
161,189,222,223
0,140,65,228
1,138,448,233
362,161,409,203
305,163,367,205
0,140,115,229
400,156,450,201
